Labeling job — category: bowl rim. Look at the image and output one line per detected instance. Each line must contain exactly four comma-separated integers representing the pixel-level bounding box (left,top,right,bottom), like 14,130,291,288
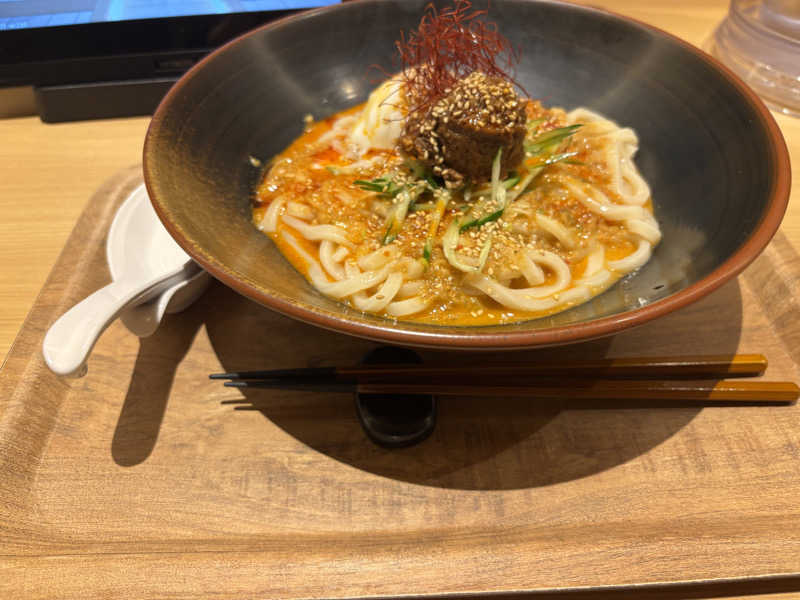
143,0,791,351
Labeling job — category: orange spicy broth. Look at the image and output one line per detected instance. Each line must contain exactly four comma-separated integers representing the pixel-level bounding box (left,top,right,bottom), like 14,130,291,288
253,100,647,326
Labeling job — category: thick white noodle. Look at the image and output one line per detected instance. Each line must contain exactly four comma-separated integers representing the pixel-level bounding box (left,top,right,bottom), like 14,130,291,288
281,214,352,247
385,295,432,317
494,265,520,283
463,249,573,311
518,251,545,286
332,246,349,262
535,213,576,249
260,196,285,233
358,245,400,270
567,108,650,207
319,240,346,280
582,246,605,277
619,161,651,206
615,130,651,206
608,239,652,273
397,257,425,279
567,108,618,137
286,201,314,220
557,285,592,305
626,217,662,245
280,230,333,291
318,265,392,299
280,216,434,316
464,273,559,312
577,269,613,288
396,280,425,299
351,272,404,312
576,246,613,288
561,177,644,222
516,250,572,298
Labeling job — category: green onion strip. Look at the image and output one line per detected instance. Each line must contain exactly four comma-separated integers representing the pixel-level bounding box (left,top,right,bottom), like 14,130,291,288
381,183,425,245
422,188,452,264
442,148,504,273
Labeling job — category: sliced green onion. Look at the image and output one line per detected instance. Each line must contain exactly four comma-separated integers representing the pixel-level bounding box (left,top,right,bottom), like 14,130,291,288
325,165,341,175
442,150,503,273
442,218,478,272
381,183,424,245
420,189,452,265
502,172,520,189
525,124,582,155
459,148,506,232
425,174,441,190
422,240,433,263
354,177,405,198
404,158,442,191
460,206,503,232
443,221,492,273
491,146,502,192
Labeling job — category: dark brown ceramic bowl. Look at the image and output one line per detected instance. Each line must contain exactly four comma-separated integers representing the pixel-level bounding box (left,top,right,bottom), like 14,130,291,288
144,0,790,350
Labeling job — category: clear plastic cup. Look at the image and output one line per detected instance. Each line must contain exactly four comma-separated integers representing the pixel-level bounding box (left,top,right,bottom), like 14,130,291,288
708,0,800,116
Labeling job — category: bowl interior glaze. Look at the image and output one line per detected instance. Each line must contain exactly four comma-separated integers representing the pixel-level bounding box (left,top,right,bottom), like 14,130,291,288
143,0,789,349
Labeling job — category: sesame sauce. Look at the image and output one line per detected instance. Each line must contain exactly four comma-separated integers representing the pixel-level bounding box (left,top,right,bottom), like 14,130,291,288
253,101,650,326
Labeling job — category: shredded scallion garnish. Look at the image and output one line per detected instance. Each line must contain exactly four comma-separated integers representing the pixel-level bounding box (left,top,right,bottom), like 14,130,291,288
458,148,506,232
524,124,582,155
421,188,452,265
354,177,406,198
356,121,583,255
381,183,425,245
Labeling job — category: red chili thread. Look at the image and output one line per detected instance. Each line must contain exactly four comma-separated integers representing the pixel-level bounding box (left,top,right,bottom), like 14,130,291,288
393,0,523,117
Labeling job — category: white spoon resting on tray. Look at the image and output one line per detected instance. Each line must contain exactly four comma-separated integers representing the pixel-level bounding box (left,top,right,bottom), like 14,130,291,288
43,184,204,377
105,187,209,338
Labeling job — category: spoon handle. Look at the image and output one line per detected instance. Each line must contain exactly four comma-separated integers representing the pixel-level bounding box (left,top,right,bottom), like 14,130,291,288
42,275,172,377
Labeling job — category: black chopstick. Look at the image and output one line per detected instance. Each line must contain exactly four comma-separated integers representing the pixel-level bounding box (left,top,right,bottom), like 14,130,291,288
210,354,768,383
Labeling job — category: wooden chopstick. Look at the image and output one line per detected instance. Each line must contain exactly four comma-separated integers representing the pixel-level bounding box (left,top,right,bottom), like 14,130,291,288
355,380,799,404
210,354,768,382
222,378,798,404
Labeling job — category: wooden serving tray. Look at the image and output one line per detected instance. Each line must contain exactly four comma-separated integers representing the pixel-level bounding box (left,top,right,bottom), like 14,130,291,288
2,166,800,599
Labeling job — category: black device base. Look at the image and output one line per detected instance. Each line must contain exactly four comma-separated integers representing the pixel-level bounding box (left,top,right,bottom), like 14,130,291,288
355,347,436,449
34,77,177,123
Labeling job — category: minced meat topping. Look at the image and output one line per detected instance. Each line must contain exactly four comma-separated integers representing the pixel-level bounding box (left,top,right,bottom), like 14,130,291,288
400,71,527,187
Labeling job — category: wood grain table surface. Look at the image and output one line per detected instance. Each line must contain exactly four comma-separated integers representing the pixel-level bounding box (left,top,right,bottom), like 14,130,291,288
0,0,797,364
0,2,799,599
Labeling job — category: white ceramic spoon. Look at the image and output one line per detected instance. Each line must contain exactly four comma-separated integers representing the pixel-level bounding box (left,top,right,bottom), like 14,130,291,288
43,184,200,377
105,186,210,337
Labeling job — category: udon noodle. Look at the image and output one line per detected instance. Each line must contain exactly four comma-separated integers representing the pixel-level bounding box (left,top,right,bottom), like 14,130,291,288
252,6,659,326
